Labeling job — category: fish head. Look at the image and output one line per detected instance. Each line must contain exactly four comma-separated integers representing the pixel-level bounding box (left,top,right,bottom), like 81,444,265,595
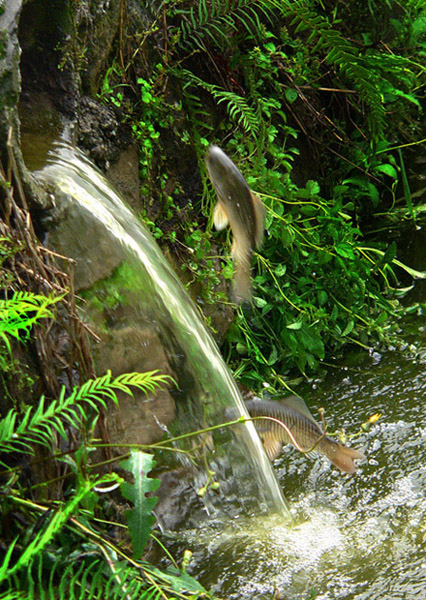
205,145,230,177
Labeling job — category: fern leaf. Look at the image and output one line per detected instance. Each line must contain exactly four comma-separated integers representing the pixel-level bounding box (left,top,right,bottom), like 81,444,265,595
179,69,259,136
4,482,94,581
0,291,63,344
0,371,172,458
174,0,265,52
140,587,161,600
48,556,63,600
77,559,103,600
280,1,388,137
120,451,160,560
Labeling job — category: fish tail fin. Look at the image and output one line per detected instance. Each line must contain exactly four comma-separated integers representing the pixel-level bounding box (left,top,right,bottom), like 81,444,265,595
251,192,266,249
328,444,366,474
231,239,252,303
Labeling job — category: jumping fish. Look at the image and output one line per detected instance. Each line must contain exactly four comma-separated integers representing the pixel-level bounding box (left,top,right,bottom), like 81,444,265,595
205,145,265,303
245,397,365,474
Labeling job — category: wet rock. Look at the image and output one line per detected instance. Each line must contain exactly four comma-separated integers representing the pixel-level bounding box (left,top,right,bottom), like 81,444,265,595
18,0,79,119
44,198,126,291
77,96,132,170
19,91,65,172
154,469,197,531
41,179,177,446
0,0,50,209
106,143,141,211
77,0,121,96
94,325,176,447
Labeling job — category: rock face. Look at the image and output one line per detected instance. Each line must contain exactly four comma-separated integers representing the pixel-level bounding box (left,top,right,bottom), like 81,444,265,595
94,326,176,447
0,0,50,208
1,0,234,455
1,0,178,451
40,162,177,448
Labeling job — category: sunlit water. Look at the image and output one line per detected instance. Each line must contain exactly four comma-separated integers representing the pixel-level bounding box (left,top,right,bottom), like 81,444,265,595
35,142,288,515
164,331,426,599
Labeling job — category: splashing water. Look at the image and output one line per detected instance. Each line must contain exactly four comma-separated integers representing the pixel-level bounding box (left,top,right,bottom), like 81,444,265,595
36,142,289,516
165,342,426,599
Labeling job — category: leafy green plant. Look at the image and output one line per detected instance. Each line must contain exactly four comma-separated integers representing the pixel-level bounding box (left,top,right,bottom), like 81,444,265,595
100,0,425,389
0,291,215,598
0,291,62,365
0,370,170,463
120,451,161,560
0,366,213,598
172,0,269,52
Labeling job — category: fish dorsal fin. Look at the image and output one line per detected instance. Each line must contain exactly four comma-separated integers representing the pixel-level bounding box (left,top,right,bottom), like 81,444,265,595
280,395,320,427
262,434,283,461
213,200,229,231
250,192,265,249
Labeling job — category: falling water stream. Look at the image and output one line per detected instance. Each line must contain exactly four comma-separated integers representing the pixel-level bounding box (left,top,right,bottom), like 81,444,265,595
35,142,289,516
32,141,426,598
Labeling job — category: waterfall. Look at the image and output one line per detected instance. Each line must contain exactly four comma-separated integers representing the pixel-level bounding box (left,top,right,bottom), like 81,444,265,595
37,142,290,517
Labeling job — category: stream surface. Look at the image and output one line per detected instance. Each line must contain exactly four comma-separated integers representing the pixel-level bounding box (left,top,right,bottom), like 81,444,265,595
166,315,426,599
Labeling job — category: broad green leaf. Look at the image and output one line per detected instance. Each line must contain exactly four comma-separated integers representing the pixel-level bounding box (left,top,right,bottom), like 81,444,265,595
366,182,380,206
298,327,325,359
342,320,355,336
335,242,355,260
264,42,276,52
285,88,298,103
375,164,398,179
281,227,294,248
286,321,303,330
120,451,160,559
170,571,207,593
236,342,248,354
306,180,320,195
317,290,328,306
265,210,274,229
253,297,267,308
222,264,233,279
268,345,279,365
148,566,207,594
377,242,397,268
300,204,319,217
342,177,380,206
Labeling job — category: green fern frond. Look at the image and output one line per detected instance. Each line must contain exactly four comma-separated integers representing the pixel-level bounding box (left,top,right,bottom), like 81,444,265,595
0,291,64,351
276,0,420,139
4,475,122,586
179,69,259,136
174,0,268,52
283,2,387,136
5,550,208,599
0,371,173,460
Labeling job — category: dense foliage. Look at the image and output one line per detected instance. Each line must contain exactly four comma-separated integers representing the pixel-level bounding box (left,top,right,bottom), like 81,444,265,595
98,0,426,390
0,289,214,599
